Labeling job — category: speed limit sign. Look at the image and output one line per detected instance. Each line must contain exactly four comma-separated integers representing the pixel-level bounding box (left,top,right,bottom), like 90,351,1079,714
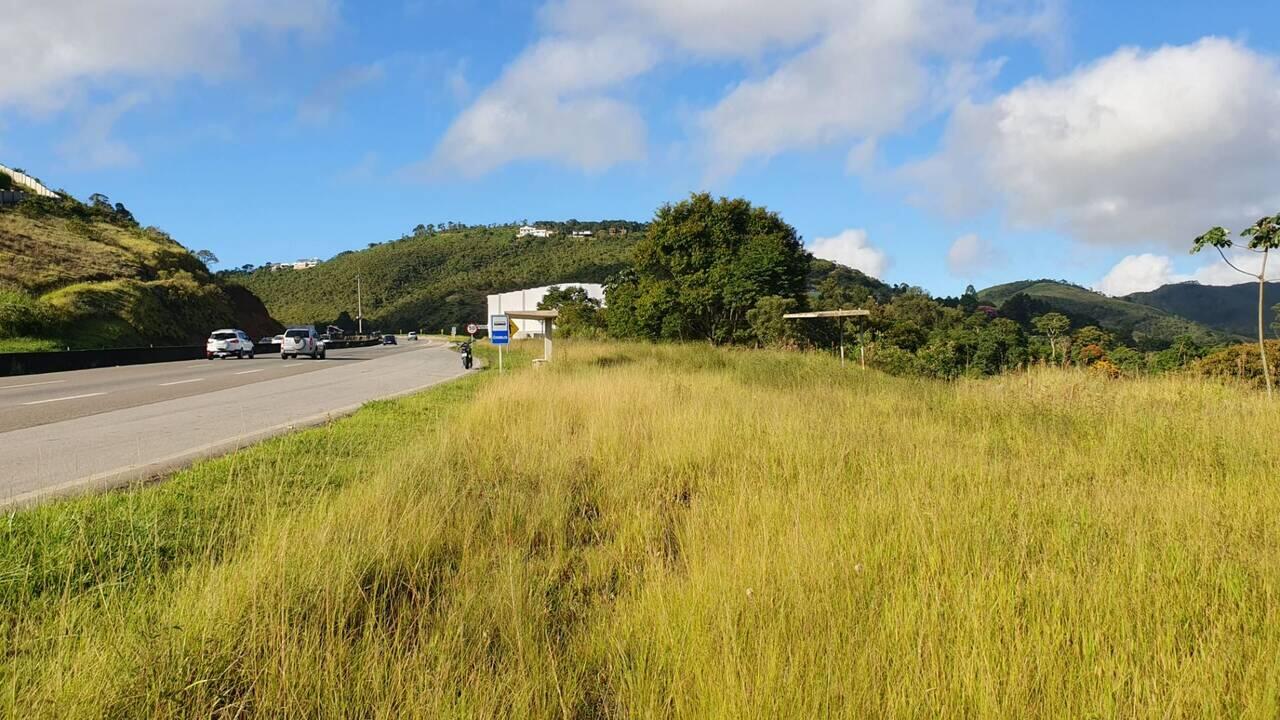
466,323,478,335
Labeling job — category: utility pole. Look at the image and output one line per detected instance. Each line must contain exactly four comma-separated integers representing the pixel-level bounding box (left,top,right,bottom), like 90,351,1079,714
356,274,363,335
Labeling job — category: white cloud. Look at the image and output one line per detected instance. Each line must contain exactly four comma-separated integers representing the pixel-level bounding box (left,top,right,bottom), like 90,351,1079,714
809,229,889,279
0,0,335,112
429,35,655,175
434,0,1055,176
909,37,1280,248
57,92,149,170
945,233,1002,277
1095,250,1277,296
297,62,386,126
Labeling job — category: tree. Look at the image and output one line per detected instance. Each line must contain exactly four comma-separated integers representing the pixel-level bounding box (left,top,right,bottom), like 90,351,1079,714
194,249,219,268
113,202,135,223
1032,312,1070,363
606,193,810,344
88,192,111,209
538,286,604,337
746,296,800,348
1193,216,1280,398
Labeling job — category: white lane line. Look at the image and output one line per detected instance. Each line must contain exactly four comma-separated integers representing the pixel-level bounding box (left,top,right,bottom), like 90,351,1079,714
234,369,266,375
159,378,205,387
0,379,66,391
22,392,106,406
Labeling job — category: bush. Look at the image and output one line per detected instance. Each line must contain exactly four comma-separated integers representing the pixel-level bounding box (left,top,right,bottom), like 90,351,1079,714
1191,341,1280,389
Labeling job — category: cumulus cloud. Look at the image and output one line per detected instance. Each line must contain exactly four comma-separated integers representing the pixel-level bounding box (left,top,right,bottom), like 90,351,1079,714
429,35,655,175
0,0,335,112
908,37,1280,248
809,229,889,279
433,0,1054,176
945,233,1002,277
1095,250,1276,296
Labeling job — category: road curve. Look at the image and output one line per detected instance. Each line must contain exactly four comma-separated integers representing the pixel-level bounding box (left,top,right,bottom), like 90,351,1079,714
0,340,470,508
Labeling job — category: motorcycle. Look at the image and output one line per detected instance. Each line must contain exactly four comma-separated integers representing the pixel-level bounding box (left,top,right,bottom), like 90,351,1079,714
460,340,473,370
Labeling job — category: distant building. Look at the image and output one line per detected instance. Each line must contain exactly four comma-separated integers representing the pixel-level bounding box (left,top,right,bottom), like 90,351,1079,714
570,230,593,237
516,225,555,239
0,163,57,199
486,283,605,337
292,258,320,270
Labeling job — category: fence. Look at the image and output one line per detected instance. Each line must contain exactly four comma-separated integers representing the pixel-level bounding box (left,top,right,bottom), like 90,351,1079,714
0,163,57,198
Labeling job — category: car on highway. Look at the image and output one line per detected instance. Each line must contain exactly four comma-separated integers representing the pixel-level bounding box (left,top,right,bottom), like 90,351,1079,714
281,326,325,360
207,329,255,359
259,336,276,345
407,331,418,341
382,334,397,345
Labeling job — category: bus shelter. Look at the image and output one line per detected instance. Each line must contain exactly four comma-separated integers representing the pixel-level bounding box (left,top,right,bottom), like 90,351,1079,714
783,309,871,367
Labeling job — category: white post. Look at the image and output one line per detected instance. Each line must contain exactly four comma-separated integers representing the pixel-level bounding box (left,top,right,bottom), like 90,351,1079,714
499,345,504,373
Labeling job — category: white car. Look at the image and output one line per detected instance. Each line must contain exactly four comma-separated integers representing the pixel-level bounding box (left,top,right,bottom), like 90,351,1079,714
207,329,255,359
281,326,325,360
407,331,418,341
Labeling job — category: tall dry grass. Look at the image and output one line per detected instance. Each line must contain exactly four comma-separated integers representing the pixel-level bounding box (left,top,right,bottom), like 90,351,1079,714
3,341,1278,717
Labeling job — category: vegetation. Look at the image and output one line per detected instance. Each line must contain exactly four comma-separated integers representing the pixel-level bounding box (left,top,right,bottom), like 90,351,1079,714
1125,280,1280,339
977,279,1229,347
537,285,605,337
235,224,639,333
3,342,1277,717
0,193,278,350
1192,216,1280,398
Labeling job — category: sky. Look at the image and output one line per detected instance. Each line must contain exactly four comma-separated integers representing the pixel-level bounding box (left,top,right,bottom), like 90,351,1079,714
2,0,1279,298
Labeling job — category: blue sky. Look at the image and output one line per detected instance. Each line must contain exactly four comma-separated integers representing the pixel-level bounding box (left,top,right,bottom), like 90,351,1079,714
2,0,1278,297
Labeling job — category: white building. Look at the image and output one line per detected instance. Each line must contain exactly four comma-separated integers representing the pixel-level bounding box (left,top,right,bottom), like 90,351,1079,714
292,258,320,270
486,283,605,337
570,230,593,237
516,225,555,239
0,163,58,198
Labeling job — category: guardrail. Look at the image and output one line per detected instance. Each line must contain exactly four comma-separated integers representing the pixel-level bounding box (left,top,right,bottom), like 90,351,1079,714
0,338,385,377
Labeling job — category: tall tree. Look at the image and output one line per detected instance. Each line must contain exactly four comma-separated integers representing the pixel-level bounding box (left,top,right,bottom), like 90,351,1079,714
608,193,810,343
1032,312,1070,363
1194,216,1279,398
194,249,219,268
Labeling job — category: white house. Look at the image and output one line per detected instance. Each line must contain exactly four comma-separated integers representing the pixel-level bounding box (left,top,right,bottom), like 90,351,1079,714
570,230,593,237
516,225,555,239
292,258,320,270
486,283,605,337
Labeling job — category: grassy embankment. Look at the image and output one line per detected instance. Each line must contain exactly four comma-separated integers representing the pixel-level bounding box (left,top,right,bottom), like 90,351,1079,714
3,342,1278,717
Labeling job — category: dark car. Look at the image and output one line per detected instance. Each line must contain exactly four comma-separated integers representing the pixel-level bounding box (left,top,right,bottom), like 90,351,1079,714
382,334,397,345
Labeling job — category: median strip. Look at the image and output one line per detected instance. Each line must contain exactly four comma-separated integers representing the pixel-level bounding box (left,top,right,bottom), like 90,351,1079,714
21,392,106,406
159,378,205,387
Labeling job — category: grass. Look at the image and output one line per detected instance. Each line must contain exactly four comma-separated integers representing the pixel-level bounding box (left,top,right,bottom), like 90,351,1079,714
2,341,1278,717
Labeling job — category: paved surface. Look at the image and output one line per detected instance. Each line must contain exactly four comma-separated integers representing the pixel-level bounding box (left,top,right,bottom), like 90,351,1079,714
0,340,469,507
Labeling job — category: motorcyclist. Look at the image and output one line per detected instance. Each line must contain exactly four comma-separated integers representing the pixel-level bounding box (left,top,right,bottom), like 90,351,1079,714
460,339,473,369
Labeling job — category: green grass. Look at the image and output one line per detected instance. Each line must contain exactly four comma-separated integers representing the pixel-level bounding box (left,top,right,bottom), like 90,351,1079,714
2,342,1278,717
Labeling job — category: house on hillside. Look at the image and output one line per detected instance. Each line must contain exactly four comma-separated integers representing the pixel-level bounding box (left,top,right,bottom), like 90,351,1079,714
570,230,593,237
516,225,555,239
292,258,320,270
486,283,605,338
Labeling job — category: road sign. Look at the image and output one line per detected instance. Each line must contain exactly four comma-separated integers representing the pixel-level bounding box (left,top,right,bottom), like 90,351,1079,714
490,315,509,345
509,320,519,336
466,322,478,335
451,325,457,336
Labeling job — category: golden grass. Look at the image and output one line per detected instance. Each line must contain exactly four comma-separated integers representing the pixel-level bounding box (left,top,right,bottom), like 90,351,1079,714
3,341,1278,717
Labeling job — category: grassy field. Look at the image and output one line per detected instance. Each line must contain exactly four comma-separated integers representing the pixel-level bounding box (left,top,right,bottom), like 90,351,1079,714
3,342,1278,717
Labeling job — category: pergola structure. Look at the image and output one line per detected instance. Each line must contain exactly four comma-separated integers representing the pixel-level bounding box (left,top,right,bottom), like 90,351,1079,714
783,308,871,367
504,309,560,364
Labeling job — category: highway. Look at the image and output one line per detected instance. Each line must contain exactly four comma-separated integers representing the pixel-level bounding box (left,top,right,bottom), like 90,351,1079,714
0,339,469,507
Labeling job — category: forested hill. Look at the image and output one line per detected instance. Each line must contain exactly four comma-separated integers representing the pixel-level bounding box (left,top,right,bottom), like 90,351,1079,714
233,225,640,332
977,279,1234,348
0,193,279,351
1124,281,1280,339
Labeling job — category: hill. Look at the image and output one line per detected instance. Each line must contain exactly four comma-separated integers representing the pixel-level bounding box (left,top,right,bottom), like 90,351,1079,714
0,193,280,351
239,223,902,334
235,225,640,332
977,279,1232,348
1124,281,1280,339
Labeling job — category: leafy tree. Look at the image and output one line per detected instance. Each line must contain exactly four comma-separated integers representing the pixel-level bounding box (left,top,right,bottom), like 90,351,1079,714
538,285,604,338
1032,312,1070,363
958,284,980,314
1193,215,1280,398
88,192,111,209
607,193,809,344
194,249,219,268
746,295,800,348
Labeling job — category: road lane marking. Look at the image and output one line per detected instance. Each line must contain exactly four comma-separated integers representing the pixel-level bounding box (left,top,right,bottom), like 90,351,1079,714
22,392,106,406
159,378,205,387
234,369,266,375
0,379,66,391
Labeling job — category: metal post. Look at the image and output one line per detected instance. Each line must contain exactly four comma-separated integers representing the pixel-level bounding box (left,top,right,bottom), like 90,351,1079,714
499,345,504,373
839,321,845,367
356,275,363,335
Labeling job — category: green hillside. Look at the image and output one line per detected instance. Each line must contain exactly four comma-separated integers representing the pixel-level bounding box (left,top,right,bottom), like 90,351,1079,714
1125,281,1280,339
0,194,280,351
977,279,1232,348
235,225,639,332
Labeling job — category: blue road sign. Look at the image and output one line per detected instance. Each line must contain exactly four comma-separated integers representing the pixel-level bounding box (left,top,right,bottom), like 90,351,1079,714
490,315,509,345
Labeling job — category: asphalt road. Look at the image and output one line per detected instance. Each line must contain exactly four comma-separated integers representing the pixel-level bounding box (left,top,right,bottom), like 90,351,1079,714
0,339,470,507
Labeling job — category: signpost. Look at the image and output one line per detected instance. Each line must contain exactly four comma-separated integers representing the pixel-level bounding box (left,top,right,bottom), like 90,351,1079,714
466,322,478,336
490,315,509,372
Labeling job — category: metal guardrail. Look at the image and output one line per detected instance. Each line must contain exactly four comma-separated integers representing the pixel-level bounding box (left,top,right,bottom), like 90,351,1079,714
0,338,384,377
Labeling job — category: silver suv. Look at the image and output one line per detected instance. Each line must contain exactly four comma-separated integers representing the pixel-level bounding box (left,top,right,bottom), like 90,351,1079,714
281,326,325,360
207,329,254,359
